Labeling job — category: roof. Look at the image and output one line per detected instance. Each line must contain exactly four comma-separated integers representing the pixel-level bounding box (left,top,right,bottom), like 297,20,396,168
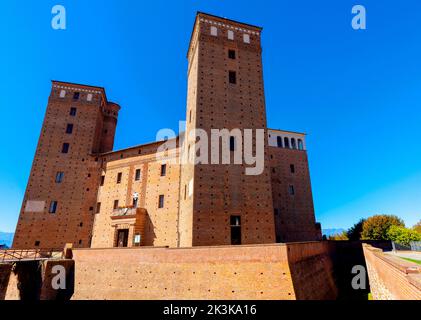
268,128,307,136
51,80,108,102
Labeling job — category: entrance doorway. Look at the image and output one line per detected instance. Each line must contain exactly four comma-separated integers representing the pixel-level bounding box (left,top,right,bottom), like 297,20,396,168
116,229,129,247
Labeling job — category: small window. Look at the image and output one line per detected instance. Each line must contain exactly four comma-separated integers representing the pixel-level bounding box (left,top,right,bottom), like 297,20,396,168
210,26,218,36
34,241,41,247
116,172,122,184
277,136,283,148
161,164,167,177
298,139,304,150
55,172,64,183
113,200,119,210
228,30,234,40
189,110,192,123
290,164,295,174
274,208,279,216
70,107,77,116
96,202,101,213
49,201,58,214
100,175,105,186
78,240,82,245
62,143,70,154
135,169,141,181
291,138,297,149
59,90,66,98
133,197,138,208
87,93,93,101
228,49,236,59
284,138,290,149
66,124,73,134
73,92,80,100
243,34,250,43
229,71,237,84
158,195,165,209
230,216,241,245
289,185,295,196
229,136,236,151
184,185,187,200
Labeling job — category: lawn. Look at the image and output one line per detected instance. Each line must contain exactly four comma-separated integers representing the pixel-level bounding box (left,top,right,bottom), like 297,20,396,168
400,257,421,265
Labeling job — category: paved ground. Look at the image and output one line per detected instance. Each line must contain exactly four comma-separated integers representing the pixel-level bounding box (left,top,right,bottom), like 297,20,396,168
386,251,421,261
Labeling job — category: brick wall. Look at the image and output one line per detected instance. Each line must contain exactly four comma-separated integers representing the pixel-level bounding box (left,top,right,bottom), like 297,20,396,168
363,244,421,300
0,263,12,300
69,242,338,300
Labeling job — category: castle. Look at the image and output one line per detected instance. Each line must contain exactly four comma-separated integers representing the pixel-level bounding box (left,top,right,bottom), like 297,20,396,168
13,12,321,250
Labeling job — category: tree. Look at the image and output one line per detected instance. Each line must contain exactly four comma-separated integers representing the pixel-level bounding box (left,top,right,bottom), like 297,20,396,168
387,226,421,246
361,215,404,241
328,231,349,241
347,219,366,240
413,220,421,233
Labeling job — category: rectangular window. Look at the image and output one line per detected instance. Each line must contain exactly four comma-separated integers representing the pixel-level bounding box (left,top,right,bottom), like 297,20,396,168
49,201,58,214
289,185,295,196
66,124,73,134
70,107,77,116
62,143,70,154
210,26,218,36
230,136,236,151
87,93,93,101
113,200,119,210
73,92,80,100
55,172,64,183
184,185,187,200
116,172,122,184
96,202,101,213
100,175,105,186
135,169,141,181
228,49,236,59
290,164,295,174
274,208,279,216
34,241,40,247
230,216,242,245
229,71,237,84
243,34,250,43
228,30,234,40
161,164,167,177
158,195,165,209
59,90,66,98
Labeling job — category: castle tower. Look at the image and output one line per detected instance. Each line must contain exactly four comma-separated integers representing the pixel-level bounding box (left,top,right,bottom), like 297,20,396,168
178,13,276,246
13,81,120,249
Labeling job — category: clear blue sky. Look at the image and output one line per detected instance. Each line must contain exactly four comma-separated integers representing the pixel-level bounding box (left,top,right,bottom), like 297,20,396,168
0,0,420,232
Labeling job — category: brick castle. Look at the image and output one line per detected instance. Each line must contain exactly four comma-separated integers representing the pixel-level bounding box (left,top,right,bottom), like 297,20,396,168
13,12,321,250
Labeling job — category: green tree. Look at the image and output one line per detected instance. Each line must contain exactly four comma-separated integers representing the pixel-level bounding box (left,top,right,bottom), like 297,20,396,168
328,231,349,241
387,225,421,246
347,218,366,240
413,220,421,233
361,215,404,240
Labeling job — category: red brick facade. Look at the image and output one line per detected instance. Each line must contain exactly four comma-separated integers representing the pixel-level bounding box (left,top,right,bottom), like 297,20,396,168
13,13,320,250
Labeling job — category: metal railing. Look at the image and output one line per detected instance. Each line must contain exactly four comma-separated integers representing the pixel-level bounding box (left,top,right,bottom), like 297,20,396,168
0,248,63,263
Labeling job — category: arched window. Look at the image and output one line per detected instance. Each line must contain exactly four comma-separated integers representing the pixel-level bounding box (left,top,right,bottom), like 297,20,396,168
298,139,304,150
277,136,283,148
291,138,297,149
284,137,290,149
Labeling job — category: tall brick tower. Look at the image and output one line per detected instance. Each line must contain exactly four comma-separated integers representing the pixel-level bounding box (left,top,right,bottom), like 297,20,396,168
13,81,120,249
178,13,276,246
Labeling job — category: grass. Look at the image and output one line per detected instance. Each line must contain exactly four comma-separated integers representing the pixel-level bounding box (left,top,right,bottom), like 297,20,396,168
400,257,421,265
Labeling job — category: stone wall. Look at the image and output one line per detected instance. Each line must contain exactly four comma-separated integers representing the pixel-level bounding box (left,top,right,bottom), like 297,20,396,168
363,244,421,300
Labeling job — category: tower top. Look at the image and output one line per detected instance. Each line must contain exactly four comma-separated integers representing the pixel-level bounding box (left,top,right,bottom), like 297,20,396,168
187,12,262,59
52,80,108,103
